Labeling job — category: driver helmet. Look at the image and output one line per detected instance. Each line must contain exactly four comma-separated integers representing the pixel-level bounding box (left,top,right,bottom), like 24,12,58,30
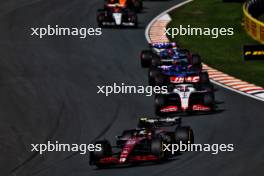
139,129,147,135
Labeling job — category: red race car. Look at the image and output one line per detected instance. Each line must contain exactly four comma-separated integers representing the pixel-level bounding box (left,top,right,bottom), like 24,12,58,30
89,117,194,168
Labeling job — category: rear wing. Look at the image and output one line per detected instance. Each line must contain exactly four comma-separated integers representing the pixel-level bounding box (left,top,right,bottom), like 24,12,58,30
138,117,181,128
105,3,126,8
150,42,177,49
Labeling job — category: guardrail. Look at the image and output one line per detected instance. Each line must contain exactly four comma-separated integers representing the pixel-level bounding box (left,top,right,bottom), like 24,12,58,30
243,0,264,44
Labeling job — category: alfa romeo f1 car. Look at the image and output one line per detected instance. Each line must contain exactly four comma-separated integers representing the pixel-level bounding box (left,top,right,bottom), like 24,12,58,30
140,42,202,69
154,84,215,115
148,61,209,86
90,117,194,168
97,4,138,27
104,0,143,12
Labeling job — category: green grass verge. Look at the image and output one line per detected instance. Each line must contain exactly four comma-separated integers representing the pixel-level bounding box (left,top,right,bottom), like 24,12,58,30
168,0,264,87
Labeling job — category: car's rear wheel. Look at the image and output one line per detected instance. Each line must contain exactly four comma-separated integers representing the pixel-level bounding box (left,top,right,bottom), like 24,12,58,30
199,72,210,84
198,83,214,92
141,50,154,68
191,54,202,66
203,93,215,107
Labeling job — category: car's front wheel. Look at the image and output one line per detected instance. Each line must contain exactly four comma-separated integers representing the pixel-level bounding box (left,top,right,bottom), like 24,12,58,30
148,68,161,86
151,137,167,160
154,94,167,116
141,50,154,68
90,140,112,168
175,126,194,145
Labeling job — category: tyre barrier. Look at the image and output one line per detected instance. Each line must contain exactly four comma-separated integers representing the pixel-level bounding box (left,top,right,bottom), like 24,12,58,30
243,0,264,44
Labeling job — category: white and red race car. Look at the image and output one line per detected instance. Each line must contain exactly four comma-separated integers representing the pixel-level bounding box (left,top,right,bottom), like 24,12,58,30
154,84,215,115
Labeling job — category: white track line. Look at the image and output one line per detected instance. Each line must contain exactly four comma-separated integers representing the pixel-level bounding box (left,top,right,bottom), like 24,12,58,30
145,0,194,43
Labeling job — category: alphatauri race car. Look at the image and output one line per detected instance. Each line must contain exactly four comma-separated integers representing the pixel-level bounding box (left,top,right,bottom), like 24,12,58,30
148,62,209,86
140,42,202,69
154,84,215,115
104,0,143,12
97,4,138,27
90,117,194,168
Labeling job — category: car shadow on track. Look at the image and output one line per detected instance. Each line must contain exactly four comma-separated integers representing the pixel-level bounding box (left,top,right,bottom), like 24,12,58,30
92,156,181,171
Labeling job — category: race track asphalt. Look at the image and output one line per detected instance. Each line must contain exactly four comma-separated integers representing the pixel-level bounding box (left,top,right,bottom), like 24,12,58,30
0,0,264,176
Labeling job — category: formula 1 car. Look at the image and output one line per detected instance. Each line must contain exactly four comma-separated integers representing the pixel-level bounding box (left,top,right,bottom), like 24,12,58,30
97,4,138,28
154,84,215,115
104,0,143,12
140,42,202,69
148,61,209,86
90,117,194,168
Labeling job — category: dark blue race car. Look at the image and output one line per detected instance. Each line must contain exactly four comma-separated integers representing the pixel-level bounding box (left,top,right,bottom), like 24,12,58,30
148,61,209,86
160,64,197,76
140,42,202,68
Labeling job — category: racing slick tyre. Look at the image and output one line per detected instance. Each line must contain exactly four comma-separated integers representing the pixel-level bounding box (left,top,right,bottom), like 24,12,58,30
191,54,202,66
134,0,143,12
167,84,175,92
90,140,112,168
141,50,155,67
134,20,138,28
148,67,161,86
199,72,210,84
127,0,143,12
198,83,214,92
175,126,194,145
203,93,215,107
97,16,104,28
151,137,167,160
94,140,112,158
151,57,162,67
96,11,105,28
129,13,138,28
154,94,167,116
154,74,167,86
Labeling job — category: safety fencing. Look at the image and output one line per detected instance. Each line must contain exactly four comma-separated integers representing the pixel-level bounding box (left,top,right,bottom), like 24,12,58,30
243,0,264,44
